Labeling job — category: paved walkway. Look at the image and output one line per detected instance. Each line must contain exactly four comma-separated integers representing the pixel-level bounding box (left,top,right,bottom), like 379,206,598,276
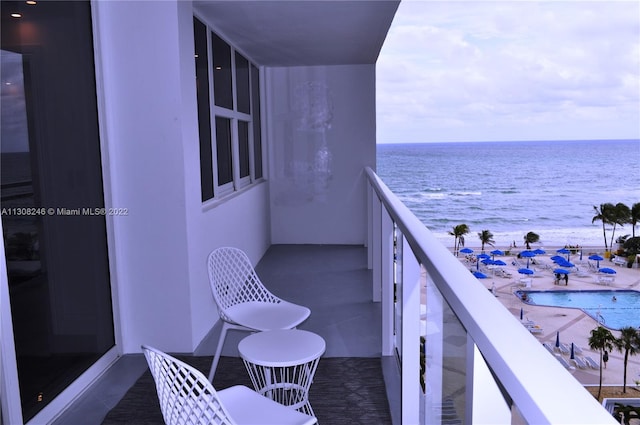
465,248,640,388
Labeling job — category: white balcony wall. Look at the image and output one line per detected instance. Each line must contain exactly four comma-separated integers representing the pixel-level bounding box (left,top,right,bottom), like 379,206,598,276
265,65,376,244
93,0,271,354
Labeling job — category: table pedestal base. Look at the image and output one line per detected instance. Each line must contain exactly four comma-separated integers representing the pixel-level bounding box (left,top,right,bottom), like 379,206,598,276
243,360,319,416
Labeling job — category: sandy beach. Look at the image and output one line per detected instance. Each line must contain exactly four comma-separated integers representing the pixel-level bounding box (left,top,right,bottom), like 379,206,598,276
459,246,640,396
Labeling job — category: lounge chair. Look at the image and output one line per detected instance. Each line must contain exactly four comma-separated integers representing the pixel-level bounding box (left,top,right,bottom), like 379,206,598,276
494,268,512,278
575,268,590,278
534,259,553,270
555,355,576,371
612,256,626,266
595,275,615,285
572,344,583,355
572,357,588,369
526,323,544,334
557,343,571,355
584,356,599,369
542,343,555,354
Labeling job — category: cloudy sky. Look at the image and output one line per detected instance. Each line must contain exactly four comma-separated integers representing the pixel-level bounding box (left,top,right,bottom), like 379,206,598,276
376,1,640,144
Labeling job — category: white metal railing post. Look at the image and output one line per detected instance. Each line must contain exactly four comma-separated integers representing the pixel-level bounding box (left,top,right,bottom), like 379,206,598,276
400,237,421,425
367,183,373,269
371,186,382,302
381,207,394,355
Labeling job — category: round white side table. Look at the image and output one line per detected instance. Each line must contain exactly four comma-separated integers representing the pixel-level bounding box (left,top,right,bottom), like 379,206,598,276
238,329,326,416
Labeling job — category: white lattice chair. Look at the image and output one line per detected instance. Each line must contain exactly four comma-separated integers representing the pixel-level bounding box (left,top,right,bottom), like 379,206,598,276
207,247,311,382
142,345,317,425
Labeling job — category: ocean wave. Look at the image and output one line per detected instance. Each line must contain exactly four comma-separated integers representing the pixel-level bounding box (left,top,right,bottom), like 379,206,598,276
401,193,446,201
450,191,482,196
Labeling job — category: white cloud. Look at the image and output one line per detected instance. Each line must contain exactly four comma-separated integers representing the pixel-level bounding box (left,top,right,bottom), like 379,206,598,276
377,1,640,143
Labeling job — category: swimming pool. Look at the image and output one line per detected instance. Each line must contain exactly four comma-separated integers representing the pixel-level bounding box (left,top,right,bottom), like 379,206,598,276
516,289,640,331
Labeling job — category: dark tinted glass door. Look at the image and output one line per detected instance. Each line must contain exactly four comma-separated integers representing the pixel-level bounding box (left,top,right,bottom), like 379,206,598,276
1,1,114,420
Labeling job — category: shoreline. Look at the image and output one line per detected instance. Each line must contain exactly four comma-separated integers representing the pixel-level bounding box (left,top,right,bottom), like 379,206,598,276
446,244,618,257
430,226,626,250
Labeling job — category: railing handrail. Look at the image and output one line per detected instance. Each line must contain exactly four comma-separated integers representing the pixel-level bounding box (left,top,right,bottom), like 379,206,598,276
365,167,616,424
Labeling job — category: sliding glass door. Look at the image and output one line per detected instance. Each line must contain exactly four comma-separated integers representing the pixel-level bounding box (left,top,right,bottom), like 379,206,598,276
1,1,114,421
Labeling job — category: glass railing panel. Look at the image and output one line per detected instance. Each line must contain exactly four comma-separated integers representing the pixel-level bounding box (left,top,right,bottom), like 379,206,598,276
471,345,511,424
423,268,468,424
397,234,422,425
394,231,403,361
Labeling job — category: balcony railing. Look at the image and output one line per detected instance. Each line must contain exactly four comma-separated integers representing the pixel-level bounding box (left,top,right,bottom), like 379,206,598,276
365,167,616,425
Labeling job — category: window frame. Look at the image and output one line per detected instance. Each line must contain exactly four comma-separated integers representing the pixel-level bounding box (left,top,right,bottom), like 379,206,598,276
194,15,263,203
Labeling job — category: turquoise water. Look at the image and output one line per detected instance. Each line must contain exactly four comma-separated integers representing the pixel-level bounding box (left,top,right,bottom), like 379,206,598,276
519,289,640,331
377,140,640,248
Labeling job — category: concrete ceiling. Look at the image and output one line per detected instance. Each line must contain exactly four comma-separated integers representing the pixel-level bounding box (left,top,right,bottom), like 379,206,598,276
193,1,400,67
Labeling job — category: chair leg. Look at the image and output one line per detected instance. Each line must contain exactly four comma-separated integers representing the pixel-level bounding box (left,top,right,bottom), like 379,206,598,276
208,322,230,383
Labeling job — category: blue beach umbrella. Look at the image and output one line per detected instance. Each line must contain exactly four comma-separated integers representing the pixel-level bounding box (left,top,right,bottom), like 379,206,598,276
557,248,571,261
555,331,560,348
473,271,487,279
570,343,575,360
533,249,546,255
555,258,574,268
476,254,489,270
518,268,534,275
599,267,616,274
494,260,507,266
551,255,564,263
554,268,569,275
520,308,524,320
520,250,536,268
460,248,473,254
589,254,604,268
490,249,504,259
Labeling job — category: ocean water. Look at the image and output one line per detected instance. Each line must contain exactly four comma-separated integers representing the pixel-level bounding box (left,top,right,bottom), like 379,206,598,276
376,140,640,248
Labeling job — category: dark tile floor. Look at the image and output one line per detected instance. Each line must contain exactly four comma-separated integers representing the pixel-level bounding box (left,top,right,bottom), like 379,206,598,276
52,245,398,425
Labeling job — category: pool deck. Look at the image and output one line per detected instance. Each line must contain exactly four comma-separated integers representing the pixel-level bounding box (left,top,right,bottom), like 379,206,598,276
464,249,640,388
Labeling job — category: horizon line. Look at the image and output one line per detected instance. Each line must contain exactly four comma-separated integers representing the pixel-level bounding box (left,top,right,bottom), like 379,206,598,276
376,138,640,145
377,138,640,145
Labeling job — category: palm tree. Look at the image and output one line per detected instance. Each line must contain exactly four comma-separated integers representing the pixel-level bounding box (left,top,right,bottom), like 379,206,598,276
478,230,495,253
523,231,539,250
608,203,632,252
593,203,615,252
624,237,640,259
449,224,469,256
588,326,616,400
630,202,640,238
613,327,640,393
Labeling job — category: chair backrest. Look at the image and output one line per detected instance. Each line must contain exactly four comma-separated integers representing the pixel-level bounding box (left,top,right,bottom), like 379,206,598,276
142,345,235,425
207,247,280,314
